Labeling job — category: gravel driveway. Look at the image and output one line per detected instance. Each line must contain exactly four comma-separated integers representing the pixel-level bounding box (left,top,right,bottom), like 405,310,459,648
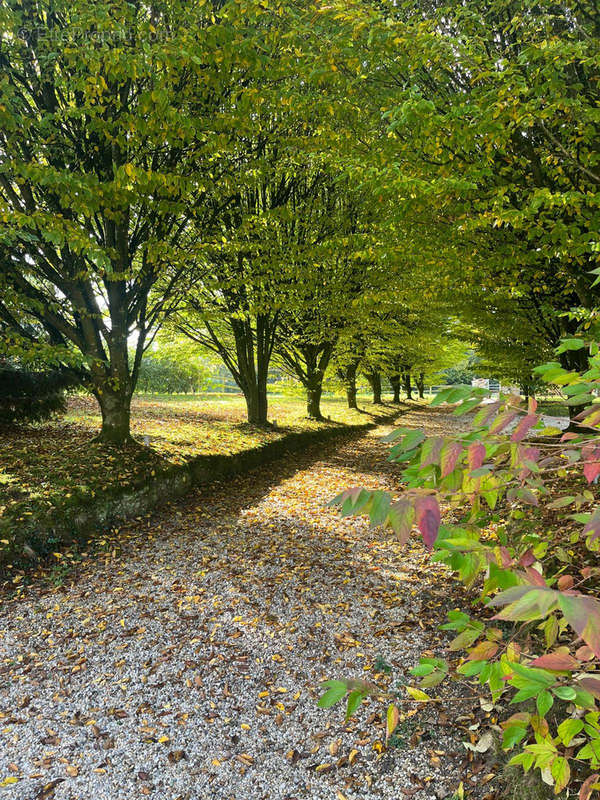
1,412,471,800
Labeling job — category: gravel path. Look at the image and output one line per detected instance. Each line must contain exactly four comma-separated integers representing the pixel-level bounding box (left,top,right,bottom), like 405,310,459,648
1,411,471,800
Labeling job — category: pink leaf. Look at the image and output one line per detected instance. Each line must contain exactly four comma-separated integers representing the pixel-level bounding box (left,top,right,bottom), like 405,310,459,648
528,397,538,414
440,441,463,478
561,432,579,442
420,436,444,467
518,549,535,568
579,773,600,800
475,401,501,427
530,649,579,671
468,442,486,471
582,442,600,484
579,677,600,700
388,498,415,545
414,495,440,550
499,546,513,568
576,645,595,661
524,566,547,587
558,593,600,658
490,409,519,434
511,413,539,442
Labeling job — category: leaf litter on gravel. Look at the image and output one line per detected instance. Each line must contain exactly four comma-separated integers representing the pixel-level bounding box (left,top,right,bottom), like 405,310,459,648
1,411,484,800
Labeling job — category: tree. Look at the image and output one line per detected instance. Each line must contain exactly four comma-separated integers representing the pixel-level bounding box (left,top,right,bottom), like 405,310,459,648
326,324,600,798
364,0,598,365
136,337,213,394
274,180,387,419
0,0,294,443
177,164,341,425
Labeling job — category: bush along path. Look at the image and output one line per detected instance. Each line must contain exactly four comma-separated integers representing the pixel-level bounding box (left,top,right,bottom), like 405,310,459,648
0,411,483,800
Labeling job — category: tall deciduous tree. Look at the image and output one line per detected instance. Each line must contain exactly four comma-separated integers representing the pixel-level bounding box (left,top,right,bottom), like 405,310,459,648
0,0,294,442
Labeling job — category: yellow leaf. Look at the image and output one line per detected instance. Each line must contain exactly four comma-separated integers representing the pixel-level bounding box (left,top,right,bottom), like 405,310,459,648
386,703,400,740
406,686,431,702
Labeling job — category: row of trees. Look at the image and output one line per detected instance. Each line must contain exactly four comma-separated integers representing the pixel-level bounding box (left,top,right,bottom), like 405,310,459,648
0,0,456,442
2,0,596,443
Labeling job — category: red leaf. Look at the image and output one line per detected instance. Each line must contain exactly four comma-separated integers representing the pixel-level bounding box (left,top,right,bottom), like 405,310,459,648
499,546,513,568
582,511,600,544
440,441,463,478
558,593,600,658
414,495,440,550
582,442,600,484
511,413,539,442
561,432,579,442
528,397,538,414
518,549,535,568
576,645,595,661
579,677,600,700
420,436,444,467
490,409,519,435
388,498,415,545
557,575,574,591
529,650,579,671
579,773,600,800
524,566,547,587
467,640,499,661
468,442,486,471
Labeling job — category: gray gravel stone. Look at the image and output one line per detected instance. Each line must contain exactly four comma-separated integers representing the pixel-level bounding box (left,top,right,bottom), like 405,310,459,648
1,424,467,800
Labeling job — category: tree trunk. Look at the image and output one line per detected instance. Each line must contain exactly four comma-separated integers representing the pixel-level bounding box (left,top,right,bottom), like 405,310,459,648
344,361,359,409
416,372,425,399
243,381,268,426
95,385,132,445
346,383,357,409
389,373,401,403
231,315,271,426
303,343,334,420
403,372,413,400
306,381,323,419
367,371,382,404
305,360,324,420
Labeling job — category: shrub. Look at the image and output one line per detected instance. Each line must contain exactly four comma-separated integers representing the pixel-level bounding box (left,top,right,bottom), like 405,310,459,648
0,365,78,425
322,333,600,798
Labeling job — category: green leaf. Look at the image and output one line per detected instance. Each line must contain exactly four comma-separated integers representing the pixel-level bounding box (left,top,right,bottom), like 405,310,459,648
536,689,553,718
318,680,347,708
557,718,584,745
553,686,577,701
550,756,570,793
502,724,528,750
345,689,365,720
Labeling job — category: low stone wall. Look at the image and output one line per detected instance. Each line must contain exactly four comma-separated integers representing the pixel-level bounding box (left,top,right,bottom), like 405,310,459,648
1,414,398,574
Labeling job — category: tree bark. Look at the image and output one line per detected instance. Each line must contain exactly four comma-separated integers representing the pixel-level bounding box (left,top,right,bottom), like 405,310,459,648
559,346,590,430
95,384,133,445
344,361,359,409
389,373,401,403
303,344,333,420
366,371,382,404
306,381,323,419
403,372,413,400
243,379,268,426
230,315,271,426
416,372,425,399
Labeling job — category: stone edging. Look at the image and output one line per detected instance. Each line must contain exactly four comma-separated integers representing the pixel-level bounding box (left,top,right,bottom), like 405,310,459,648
1,411,402,574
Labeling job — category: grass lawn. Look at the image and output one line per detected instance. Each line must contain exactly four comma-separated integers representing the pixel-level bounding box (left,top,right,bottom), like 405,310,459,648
0,392,395,541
